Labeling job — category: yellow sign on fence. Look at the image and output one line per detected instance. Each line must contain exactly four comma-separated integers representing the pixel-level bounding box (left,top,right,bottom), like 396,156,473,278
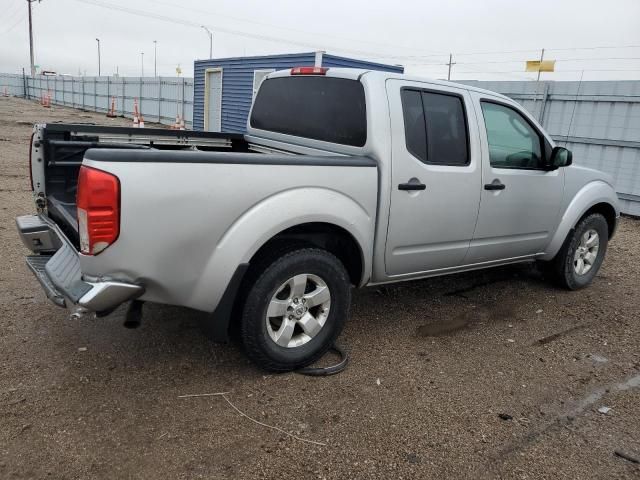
526,60,556,72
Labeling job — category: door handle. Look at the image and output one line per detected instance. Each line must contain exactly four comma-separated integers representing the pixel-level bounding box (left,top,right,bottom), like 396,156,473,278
398,182,426,191
484,181,505,191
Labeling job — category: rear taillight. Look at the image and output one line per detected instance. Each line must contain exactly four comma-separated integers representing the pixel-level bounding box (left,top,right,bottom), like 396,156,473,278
76,165,120,255
291,66,328,75
28,132,35,190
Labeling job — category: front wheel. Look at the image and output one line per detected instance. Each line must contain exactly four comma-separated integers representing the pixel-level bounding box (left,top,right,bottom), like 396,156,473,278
240,248,351,372
542,213,609,290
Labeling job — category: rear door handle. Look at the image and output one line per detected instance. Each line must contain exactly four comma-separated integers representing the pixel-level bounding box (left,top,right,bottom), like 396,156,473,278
398,182,426,191
484,182,505,191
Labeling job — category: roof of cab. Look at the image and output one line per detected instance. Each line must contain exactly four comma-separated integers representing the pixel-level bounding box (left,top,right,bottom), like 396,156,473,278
268,67,512,102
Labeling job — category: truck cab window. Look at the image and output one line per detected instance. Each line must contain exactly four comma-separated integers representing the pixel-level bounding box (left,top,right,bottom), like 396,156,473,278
480,101,544,169
401,89,469,166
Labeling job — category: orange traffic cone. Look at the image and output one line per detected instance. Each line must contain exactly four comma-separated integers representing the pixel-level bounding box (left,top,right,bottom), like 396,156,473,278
43,91,51,108
107,96,117,118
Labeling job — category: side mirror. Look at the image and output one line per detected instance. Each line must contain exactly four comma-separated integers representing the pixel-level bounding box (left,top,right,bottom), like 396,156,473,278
549,146,572,170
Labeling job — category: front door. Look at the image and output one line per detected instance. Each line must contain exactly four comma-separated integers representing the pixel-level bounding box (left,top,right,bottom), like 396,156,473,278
465,96,564,263
385,80,482,276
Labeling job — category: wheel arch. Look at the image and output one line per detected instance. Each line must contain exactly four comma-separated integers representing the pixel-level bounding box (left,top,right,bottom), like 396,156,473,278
203,222,366,343
581,202,617,239
248,222,366,287
193,187,374,341
541,181,619,261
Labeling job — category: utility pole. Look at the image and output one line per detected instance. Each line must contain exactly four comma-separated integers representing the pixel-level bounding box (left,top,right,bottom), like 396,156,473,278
201,26,213,58
141,52,144,77
536,48,545,81
446,53,455,81
27,0,39,77
153,40,157,77
96,38,101,76
532,48,545,117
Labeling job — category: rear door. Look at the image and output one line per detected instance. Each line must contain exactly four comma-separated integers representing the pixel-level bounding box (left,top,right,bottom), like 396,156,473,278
465,95,564,263
385,80,482,276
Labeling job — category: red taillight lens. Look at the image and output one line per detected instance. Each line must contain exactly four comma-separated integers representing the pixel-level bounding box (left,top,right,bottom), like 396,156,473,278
291,66,328,75
76,166,120,255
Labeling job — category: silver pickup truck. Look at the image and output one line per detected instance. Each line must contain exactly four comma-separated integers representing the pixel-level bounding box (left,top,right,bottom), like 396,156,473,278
17,67,620,371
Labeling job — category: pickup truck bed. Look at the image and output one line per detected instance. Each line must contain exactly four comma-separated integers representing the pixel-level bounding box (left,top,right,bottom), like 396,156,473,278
33,124,248,243
23,121,377,321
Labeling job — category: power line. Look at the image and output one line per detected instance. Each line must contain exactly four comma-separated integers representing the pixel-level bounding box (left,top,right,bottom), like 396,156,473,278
405,56,640,68
71,0,430,60
0,13,26,36
368,45,640,62
547,44,640,52
141,0,444,58
70,0,640,68
455,56,640,66
0,2,24,26
448,68,640,75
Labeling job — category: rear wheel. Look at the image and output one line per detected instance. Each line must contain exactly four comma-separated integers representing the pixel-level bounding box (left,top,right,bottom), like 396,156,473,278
240,248,351,372
542,213,609,290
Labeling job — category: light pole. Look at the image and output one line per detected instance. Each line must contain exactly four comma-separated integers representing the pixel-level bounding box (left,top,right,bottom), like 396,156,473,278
201,26,213,58
27,0,39,77
153,40,157,77
95,38,101,76
141,52,144,77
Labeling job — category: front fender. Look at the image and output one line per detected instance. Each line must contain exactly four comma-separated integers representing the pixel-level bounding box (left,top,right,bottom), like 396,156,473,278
541,180,620,261
189,187,375,312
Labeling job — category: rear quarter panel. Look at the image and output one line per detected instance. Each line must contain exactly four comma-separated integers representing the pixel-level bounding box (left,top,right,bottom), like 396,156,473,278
79,157,378,312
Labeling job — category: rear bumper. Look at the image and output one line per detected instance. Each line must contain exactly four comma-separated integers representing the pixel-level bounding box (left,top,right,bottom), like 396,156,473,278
17,214,143,312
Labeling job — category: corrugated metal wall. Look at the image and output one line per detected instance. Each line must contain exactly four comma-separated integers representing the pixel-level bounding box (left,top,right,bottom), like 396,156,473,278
192,52,404,133
0,73,193,128
461,80,640,216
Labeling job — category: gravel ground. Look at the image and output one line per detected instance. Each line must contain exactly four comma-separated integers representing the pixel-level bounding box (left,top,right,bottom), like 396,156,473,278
1,96,639,479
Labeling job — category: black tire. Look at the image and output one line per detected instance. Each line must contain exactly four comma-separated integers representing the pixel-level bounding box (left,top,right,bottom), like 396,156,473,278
240,247,351,372
542,213,609,290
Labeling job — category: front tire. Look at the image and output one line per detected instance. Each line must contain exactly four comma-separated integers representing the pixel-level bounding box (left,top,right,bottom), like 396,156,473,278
543,213,609,290
240,247,351,372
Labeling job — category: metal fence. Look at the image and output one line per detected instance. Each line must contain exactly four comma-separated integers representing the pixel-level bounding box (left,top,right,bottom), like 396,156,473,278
0,72,194,129
462,80,640,216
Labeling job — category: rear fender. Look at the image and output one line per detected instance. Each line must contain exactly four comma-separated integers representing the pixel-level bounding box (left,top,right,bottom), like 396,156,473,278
190,187,374,312
541,181,620,261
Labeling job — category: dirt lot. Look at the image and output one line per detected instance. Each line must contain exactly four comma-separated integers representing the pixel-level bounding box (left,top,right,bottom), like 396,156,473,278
1,96,639,479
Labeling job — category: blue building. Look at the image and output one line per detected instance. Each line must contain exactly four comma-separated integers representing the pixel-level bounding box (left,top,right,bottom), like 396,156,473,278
193,51,403,133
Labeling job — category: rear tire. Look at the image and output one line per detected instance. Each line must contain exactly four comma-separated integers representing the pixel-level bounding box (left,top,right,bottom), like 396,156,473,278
541,213,608,290
240,247,351,372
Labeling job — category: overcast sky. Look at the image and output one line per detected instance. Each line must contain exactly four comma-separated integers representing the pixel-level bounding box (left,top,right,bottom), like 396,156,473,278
1,0,639,81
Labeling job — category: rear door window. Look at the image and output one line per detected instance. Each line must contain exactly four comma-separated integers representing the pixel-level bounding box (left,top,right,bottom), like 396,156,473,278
250,76,367,147
401,89,469,166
